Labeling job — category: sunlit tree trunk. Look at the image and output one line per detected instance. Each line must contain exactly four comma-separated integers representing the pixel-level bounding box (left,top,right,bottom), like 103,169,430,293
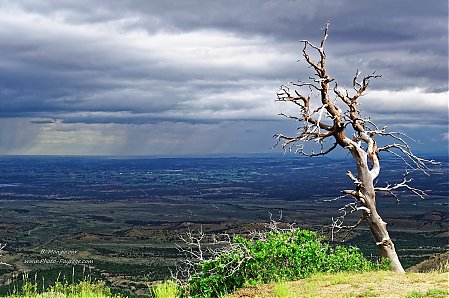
351,149,405,272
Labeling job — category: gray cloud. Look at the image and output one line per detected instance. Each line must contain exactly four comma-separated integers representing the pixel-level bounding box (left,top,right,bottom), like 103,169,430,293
0,0,447,155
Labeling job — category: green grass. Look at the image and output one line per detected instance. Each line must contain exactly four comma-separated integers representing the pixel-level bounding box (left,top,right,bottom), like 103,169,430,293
405,289,449,298
273,283,292,298
352,285,377,297
4,280,123,298
150,280,179,298
5,270,447,297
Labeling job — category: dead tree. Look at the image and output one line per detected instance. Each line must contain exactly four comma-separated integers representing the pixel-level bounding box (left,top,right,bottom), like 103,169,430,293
274,23,436,273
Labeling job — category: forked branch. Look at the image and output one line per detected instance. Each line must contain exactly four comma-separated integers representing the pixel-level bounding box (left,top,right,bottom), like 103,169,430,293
375,172,427,201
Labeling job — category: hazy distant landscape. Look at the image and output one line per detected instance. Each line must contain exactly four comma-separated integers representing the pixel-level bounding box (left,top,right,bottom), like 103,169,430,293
0,155,447,296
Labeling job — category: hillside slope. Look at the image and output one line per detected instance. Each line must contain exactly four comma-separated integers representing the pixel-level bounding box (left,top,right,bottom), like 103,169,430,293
229,271,448,298
408,250,449,273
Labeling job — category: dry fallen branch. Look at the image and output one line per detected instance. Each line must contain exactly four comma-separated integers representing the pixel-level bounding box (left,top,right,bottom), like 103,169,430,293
172,213,296,284
172,226,252,283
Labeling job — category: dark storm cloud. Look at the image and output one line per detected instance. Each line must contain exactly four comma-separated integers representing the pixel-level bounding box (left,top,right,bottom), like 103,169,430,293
0,0,446,154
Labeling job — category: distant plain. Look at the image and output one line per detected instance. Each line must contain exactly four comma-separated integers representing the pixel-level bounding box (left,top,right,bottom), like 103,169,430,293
0,156,447,296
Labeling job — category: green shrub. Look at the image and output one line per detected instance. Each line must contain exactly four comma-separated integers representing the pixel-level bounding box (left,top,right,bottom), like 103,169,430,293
187,229,387,297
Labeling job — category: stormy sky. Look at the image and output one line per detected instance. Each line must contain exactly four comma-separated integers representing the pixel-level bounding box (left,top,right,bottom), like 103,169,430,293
0,0,447,156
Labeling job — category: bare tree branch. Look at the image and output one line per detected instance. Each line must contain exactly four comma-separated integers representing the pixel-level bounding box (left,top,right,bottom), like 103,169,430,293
0,244,11,267
375,172,427,200
330,202,369,241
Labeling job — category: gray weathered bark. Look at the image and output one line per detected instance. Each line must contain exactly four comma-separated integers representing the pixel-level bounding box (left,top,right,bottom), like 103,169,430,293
349,145,405,272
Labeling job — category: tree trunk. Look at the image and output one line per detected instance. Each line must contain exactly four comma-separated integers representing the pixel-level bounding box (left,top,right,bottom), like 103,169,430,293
365,207,405,272
353,150,405,273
